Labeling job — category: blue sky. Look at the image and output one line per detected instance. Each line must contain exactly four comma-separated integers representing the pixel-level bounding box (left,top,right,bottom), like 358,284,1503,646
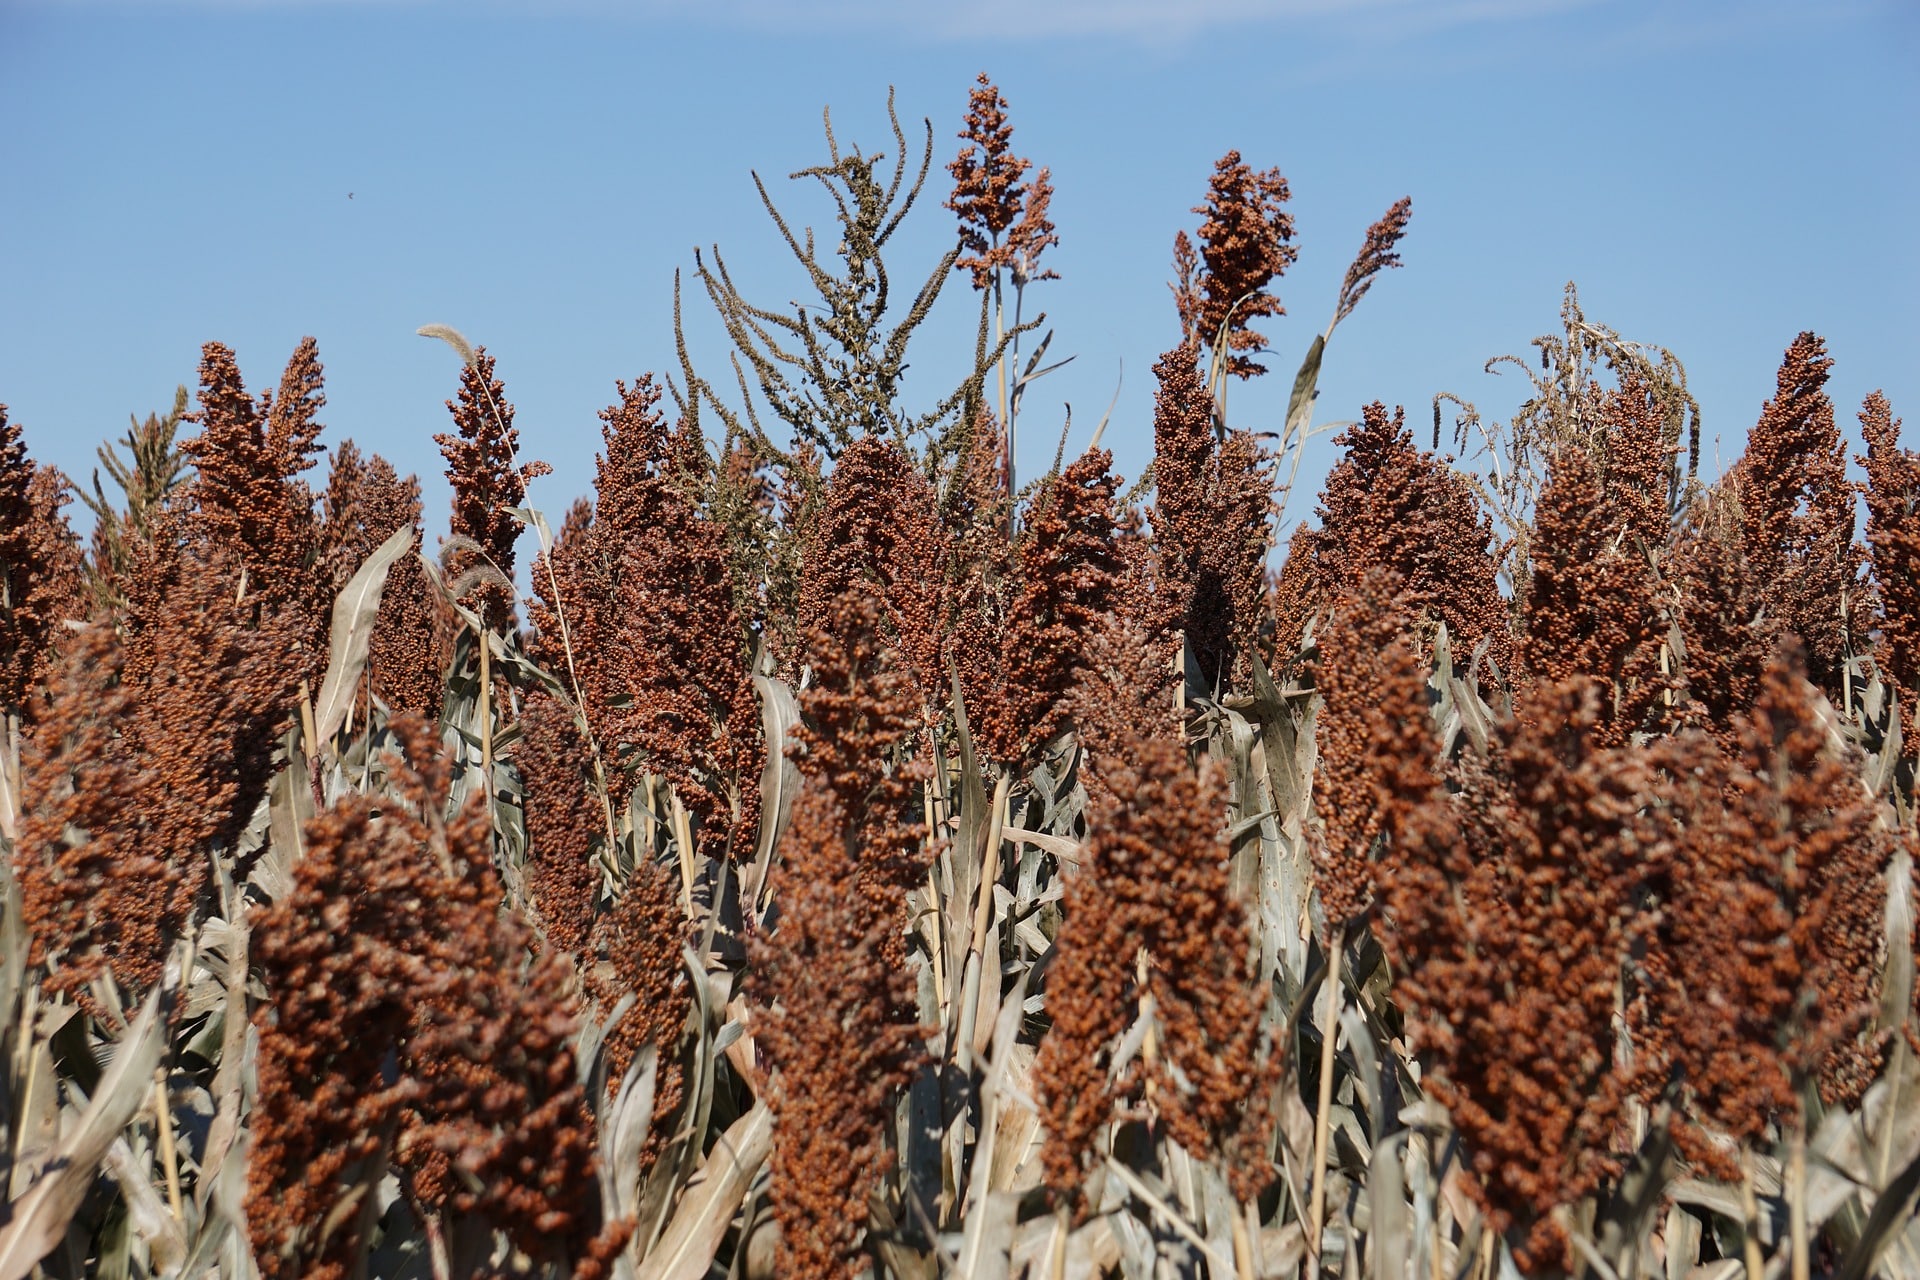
1,0,1914,551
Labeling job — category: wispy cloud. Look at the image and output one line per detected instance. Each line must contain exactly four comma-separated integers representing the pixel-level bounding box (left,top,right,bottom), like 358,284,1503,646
23,0,1895,51
689,0,1597,42
22,0,1600,41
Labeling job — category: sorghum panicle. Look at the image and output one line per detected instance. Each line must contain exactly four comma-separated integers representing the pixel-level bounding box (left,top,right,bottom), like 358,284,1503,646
1171,150,1297,377
1315,401,1510,675
1036,709,1276,1204
0,405,87,723
436,347,550,633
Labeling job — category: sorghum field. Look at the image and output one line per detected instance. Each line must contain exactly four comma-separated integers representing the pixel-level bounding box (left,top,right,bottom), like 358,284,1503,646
0,77,1915,1280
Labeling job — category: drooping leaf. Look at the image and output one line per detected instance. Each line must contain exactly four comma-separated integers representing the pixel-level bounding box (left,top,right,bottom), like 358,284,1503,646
310,522,416,748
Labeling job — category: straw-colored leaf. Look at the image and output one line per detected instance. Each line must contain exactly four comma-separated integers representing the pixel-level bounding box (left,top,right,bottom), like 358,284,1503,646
1284,334,1326,443
416,322,476,365
311,522,416,749
0,978,171,1280
102,1136,186,1272
634,1104,772,1280
746,672,801,908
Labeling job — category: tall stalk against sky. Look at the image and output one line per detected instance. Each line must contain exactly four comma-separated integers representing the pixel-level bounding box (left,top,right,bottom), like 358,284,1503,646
947,73,1058,506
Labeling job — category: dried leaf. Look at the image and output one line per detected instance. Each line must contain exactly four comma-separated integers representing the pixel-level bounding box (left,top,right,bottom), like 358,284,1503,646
0,976,172,1280
311,522,416,748
634,1104,773,1280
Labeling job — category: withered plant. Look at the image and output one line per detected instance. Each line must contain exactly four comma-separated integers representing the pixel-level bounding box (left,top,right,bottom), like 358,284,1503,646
1,80,1917,1280
688,91,1010,468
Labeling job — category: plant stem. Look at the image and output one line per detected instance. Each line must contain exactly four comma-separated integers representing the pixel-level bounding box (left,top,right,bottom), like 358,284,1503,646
954,773,1011,1071
672,788,696,917
1741,1151,1766,1280
477,631,493,787
1046,1209,1069,1280
153,1069,182,1222
1308,935,1345,1266
297,678,319,760
1790,1119,1809,1280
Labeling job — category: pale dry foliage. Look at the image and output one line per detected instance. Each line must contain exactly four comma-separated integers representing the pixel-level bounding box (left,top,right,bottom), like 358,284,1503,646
0,85,1912,1280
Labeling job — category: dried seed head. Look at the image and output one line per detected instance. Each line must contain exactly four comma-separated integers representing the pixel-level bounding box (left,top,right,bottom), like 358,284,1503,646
16,624,170,1002
1316,402,1509,675
321,442,444,721
800,435,953,715
590,851,689,1132
1383,676,1646,1271
1171,150,1297,378
1726,333,1860,692
0,405,87,723
527,497,613,746
1311,576,1440,937
1334,196,1411,329
754,576,929,1280
1148,347,1277,687
251,717,603,1274
957,449,1124,764
1858,391,1919,719
1268,521,1320,661
1670,490,1776,745
1037,713,1276,1205
1640,652,1891,1177
435,346,550,633
120,527,304,890
1519,443,1668,745
515,692,603,956
947,74,1059,291
604,398,764,861
181,339,331,676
